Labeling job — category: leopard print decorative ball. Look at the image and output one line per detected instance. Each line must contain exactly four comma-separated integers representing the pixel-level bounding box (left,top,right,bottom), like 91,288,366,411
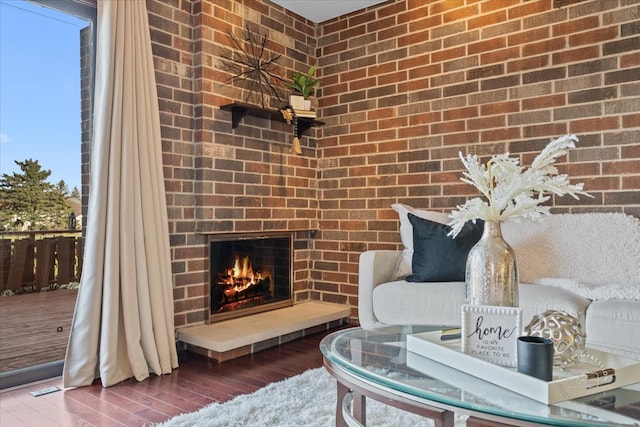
525,310,586,367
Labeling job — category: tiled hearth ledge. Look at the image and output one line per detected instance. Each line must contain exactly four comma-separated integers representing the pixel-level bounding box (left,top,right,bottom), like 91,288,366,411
177,301,351,362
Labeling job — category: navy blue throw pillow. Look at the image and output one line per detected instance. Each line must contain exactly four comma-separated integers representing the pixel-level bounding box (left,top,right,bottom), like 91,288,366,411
406,213,484,282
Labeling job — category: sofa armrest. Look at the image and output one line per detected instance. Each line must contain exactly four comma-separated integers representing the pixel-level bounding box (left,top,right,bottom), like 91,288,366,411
358,250,403,329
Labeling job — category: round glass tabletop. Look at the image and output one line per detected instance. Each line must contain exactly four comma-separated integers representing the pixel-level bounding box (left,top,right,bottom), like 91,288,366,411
320,325,640,427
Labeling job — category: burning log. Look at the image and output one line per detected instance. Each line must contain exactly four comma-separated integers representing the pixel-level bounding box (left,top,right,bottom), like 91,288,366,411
214,276,271,309
212,254,274,312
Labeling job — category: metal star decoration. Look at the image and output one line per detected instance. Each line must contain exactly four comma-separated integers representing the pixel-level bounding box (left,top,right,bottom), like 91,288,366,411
221,27,286,109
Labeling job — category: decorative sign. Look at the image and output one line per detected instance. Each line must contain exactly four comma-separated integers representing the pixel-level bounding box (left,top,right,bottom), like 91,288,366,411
461,304,522,367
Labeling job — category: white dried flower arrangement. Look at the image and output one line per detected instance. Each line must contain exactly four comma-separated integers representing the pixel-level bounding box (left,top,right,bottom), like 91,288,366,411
448,134,592,238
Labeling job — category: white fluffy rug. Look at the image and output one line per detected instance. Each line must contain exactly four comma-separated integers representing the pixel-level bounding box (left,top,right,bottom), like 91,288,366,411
155,367,442,427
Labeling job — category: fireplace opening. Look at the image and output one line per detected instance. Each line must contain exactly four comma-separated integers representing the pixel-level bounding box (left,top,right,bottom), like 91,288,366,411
209,233,292,322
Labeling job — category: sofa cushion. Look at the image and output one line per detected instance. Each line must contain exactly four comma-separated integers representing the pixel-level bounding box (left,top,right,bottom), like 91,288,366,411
407,213,483,282
372,280,466,326
372,281,591,331
518,283,591,328
391,204,450,278
585,299,640,360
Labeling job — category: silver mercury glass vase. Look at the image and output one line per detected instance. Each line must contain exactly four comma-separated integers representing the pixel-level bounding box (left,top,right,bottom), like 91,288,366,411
465,220,519,307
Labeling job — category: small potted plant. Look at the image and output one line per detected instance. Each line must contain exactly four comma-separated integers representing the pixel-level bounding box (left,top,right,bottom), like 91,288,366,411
286,65,320,111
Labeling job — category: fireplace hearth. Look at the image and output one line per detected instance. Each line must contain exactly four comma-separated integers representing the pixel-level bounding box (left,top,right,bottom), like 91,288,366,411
209,233,293,322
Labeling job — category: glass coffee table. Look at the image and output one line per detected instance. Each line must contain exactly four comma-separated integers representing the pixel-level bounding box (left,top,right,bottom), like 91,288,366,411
320,325,640,427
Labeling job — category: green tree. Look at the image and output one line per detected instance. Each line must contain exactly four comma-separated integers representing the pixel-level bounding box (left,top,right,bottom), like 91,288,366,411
0,159,71,231
70,186,81,199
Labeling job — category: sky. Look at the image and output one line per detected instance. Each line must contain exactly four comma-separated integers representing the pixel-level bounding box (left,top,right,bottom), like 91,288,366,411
0,0,89,192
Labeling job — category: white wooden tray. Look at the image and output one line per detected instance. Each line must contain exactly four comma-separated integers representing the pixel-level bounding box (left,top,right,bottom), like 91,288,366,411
407,330,640,404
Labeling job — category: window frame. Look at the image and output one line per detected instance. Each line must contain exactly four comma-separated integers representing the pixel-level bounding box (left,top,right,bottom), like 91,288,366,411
0,0,96,389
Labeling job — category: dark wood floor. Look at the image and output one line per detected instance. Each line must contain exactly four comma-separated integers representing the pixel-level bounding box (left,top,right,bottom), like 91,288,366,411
0,325,348,426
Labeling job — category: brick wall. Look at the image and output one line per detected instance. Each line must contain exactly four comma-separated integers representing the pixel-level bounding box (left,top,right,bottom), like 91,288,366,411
147,0,639,327
315,0,640,322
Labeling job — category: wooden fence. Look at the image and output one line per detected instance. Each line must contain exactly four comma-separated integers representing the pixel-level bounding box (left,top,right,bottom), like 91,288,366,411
0,231,84,292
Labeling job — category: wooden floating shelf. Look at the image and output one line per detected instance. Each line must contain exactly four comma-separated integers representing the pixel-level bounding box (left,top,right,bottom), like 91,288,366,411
220,102,324,137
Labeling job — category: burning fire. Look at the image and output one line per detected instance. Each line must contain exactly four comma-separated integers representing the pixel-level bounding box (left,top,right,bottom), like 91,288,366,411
213,252,275,314
223,255,263,294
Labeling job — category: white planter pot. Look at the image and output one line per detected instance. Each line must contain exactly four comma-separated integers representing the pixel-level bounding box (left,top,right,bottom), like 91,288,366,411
289,95,309,111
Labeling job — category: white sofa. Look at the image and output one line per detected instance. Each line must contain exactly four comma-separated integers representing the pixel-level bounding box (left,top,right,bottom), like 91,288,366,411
358,207,640,360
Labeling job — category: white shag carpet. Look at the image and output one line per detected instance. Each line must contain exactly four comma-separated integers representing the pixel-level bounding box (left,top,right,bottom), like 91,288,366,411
155,367,450,427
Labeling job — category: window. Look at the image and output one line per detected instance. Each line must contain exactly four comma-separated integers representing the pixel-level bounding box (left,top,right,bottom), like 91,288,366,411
0,0,95,388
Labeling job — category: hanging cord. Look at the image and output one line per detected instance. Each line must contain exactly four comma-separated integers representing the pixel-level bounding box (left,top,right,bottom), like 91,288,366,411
291,111,302,154
281,105,302,154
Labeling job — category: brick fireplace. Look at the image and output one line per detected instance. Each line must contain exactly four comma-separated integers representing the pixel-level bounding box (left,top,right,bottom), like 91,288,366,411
178,232,349,362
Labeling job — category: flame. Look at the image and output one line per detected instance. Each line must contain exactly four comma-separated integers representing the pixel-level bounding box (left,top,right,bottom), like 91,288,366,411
223,255,262,294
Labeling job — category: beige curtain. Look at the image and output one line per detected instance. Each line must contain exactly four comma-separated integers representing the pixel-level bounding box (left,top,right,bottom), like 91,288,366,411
63,0,178,387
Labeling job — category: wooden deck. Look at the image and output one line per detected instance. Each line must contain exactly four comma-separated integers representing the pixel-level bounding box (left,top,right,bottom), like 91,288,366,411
0,289,78,373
